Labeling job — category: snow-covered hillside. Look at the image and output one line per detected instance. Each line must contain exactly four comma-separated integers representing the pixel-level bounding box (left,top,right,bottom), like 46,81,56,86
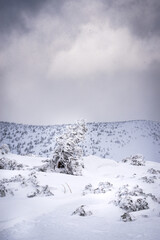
0,152,160,240
0,120,160,162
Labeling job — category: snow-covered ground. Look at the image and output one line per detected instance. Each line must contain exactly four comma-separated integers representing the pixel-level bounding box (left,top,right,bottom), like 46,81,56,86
0,152,160,240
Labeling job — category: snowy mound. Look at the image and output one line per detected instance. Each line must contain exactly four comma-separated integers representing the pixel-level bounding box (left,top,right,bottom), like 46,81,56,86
83,155,118,176
0,153,160,240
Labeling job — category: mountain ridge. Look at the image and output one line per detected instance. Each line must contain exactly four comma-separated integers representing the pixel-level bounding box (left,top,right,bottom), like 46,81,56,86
0,120,160,162
0,119,159,127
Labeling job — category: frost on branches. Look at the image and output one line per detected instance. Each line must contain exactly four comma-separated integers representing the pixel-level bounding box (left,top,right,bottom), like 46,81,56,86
51,120,87,176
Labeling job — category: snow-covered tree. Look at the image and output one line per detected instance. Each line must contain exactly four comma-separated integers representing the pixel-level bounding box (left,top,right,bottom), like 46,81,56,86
51,120,87,176
0,144,10,155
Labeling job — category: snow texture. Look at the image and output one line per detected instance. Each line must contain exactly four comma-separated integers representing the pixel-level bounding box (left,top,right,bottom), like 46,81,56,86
0,152,160,240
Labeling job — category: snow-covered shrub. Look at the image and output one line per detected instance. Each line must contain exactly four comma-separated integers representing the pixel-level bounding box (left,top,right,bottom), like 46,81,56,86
72,205,92,217
121,212,135,222
83,184,93,195
0,144,10,154
83,182,113,195
11,174,24,182
0,157,24,170
147,168,160,174
141,176,157,184
0,172,54,198
0,178,9,184
26,172,53,197
114,185,149,212
116,185,144,198
116,196,149,212
0,175,25,186
1,175,26,187
27,192,37,198
39,185,54,197
37,163,51,172
27,172,39,187
0,184,14,197
0,184,7,197
0,175,28,197
146,193,160,203
27,185,54,198
95,182,113,193
42,159,50,163
51,120,87,176
122,155,145,166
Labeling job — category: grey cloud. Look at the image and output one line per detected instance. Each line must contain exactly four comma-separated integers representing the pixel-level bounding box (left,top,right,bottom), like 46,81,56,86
0,0,65,35
1,0,160,39
102,0,160,38
0,0,160,124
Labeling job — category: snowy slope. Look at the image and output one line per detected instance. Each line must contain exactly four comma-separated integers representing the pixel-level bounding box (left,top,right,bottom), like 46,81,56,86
0,120,160,162
0,152,160,240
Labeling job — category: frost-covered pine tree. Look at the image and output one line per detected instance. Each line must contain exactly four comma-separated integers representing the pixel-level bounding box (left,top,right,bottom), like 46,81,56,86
51,120,87,176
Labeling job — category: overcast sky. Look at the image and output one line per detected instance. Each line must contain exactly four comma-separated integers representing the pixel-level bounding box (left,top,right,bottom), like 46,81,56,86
0,0,160,125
